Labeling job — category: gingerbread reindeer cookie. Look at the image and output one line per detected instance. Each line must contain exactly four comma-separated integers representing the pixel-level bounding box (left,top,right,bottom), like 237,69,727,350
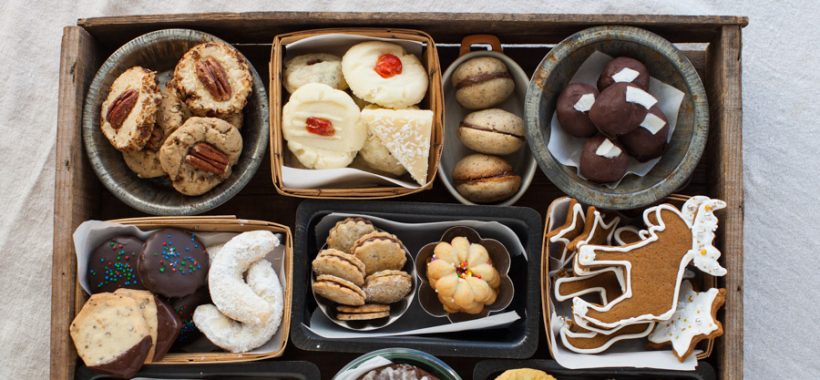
560,319,655,354
647,280,727,362
569,207,620,275
546,198,586,271
572,197,727,329
554,267,625,305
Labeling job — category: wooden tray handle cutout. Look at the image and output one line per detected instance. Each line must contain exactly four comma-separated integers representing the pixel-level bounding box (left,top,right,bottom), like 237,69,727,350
459,34,502,56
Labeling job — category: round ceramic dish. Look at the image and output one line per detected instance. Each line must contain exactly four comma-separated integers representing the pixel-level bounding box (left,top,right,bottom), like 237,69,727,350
415,226,514,323
82,29,269,215
439,35,537,206
311,239,417,331
525,26,708,210
334,348,462,380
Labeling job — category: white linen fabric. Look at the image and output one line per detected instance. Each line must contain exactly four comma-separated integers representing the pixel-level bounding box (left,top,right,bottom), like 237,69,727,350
0,1,817,378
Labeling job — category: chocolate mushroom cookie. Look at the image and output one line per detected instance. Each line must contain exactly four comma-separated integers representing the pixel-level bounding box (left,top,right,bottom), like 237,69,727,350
100,66,161,152
159,117,242,196
173,42,252,117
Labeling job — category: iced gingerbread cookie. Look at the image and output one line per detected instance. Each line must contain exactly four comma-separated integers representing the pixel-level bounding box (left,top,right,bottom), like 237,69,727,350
100,66,161,152
159,117,242,196
173,42,252,116
342,41,428,109
282,83,364,169
559,319,655,354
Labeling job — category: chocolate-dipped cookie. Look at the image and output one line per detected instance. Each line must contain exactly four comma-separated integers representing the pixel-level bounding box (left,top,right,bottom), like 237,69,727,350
87,236,145,293
153,297,182,361
453,154,521,203
589,83,656,136
597,56,650,91
580,135,629,183
556,83,599,137
139,228,209,298
452,56,515,110
171,287,211,345
619,105,670,162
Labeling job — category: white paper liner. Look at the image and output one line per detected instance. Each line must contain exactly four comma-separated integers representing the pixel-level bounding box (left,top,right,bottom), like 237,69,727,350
334,355,394,380
305,212,525,339
72,220,288,356
548,51,686,188
545,198,699,370
281,33,428,189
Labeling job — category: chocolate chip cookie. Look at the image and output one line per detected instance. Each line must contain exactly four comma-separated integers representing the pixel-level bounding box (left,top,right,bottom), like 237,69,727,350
158,117,242,196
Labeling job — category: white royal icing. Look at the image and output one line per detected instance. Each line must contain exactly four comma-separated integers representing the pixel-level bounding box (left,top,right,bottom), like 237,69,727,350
549,200,586,275
571,210,620,275
560,319,655,354
571,197,727,329
595,138,622,159
640,112,667,135
573,93,596,112
648,281,722,358
554,267,625,305
625,86,658,109
612,67,640,83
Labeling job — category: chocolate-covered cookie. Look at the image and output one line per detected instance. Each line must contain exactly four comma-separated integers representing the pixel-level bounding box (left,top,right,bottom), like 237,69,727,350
580,135,629,183
556,83,599,137
597,56,650,91
153,297,182,361
171,287,211,345
589,83,656,137
619,105,670,162
87,236,145,293
139,228,209,298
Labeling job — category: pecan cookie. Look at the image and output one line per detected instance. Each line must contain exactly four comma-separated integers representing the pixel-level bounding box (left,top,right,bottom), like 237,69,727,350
159,117,242,196
100,66,161,152
122,126,166,178
173,42,252,116
160,81,243,131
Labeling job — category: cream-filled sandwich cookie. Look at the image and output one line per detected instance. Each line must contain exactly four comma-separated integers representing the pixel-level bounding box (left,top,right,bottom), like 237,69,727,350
342,41,428,109
282,83,364,169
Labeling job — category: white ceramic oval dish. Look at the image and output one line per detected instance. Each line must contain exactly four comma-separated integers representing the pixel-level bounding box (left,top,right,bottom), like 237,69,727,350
439,45,537,207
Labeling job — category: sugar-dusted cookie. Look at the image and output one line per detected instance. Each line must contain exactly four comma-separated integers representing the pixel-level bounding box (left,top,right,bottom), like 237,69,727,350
351,231,407,275
647,281,727,362
159,116,242,196
70,293,152,378
284,53,348,93
326,217,377,253
360,107,434,186
173,42,252,116
312,274,366,306
559,319,655,354
312,248,366,286
282,83,364,169
363,270,412,304
572,197,727,329
100,66,161,152
342,41,428,109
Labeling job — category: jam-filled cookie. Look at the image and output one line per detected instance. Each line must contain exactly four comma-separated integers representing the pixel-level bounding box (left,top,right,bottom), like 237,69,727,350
100,66,161,152
284,53,348,93
342,41,428,109
173,42,252,116
159,117,242,196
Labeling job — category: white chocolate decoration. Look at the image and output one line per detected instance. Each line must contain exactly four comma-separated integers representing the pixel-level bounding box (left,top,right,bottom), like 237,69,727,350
640,112,667,135
626,86,658,109
648,281,721,357
573,93,596,112
595,138,622,159
612,67,640,83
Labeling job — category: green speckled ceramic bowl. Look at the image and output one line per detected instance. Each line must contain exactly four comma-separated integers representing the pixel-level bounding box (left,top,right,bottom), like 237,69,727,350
82,29,268,215
525,26,708,210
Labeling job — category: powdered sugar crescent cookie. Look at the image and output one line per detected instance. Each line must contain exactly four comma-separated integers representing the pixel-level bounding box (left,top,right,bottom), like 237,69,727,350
572,197,727,329
100,66,161,152
193,258,284,353
342,41,428,109
284,53,348,93
647,281,727,362
207,230,280,325
173,42,252,116
282,83,364,169
159,117,242,196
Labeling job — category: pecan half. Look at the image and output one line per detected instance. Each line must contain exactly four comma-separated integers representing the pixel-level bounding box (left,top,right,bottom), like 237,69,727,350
185,142,229,175
106,89,138,129
195,57,232,101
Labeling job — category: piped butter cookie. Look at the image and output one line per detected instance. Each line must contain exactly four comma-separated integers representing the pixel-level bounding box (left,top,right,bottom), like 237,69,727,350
100,66,160,152
159,117,242,196
173,42,252,116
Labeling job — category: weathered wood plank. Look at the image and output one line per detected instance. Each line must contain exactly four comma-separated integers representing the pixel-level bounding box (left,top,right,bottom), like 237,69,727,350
51,26,101,380
706,25,744,380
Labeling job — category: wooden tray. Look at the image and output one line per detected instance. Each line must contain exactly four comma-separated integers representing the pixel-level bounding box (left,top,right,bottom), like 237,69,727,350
53,12,746,380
